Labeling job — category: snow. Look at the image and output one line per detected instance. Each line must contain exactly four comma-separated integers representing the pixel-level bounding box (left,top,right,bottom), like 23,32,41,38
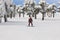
57,6,60,8
47,4,53,8
0,12,60,40
47,3,56,9
35,5,41,8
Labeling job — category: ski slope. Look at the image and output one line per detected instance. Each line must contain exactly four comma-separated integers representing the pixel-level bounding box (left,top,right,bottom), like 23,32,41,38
0,12,60,40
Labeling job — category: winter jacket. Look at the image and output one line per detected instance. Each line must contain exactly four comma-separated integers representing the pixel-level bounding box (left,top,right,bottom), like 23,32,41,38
29,18,33,23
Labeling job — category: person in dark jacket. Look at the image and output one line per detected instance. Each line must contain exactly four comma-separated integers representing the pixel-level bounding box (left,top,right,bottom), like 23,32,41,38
28,17,33,26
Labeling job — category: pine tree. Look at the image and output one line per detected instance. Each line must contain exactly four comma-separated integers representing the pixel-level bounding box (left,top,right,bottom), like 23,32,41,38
40,2,46,20
4,2,7,22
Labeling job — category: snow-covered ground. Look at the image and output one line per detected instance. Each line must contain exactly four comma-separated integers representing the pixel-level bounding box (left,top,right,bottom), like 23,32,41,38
0,12,60,40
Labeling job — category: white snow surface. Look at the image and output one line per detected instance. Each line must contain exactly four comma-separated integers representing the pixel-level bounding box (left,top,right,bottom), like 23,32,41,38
0,12,60,40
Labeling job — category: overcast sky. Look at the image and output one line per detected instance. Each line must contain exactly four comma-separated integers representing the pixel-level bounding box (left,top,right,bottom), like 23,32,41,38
13,0,60,6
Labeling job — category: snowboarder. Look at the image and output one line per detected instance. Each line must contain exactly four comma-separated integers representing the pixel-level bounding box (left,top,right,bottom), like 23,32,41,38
28,17,33,26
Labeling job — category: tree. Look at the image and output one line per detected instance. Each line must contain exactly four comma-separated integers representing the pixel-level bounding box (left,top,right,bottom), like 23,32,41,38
51,5,56,18
34,8,40,19
46,8,52,17
13,4,16,17
10,5,13,18
4,2,8,22
40,2,46,20
22,9,25,17
17,7,21,17
31,2,35,17
21,6,25,17
0,8,3,23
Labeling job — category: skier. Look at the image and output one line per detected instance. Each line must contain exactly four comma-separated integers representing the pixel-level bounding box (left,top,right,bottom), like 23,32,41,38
28,17,33,26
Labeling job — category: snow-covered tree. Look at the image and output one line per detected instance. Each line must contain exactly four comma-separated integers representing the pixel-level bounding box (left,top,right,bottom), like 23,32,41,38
51,4,56,18
57,6,60,12
47,4,56,18
40,2,46,20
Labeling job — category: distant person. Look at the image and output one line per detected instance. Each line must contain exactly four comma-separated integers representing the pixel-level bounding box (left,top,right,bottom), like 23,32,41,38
28,17,33,26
